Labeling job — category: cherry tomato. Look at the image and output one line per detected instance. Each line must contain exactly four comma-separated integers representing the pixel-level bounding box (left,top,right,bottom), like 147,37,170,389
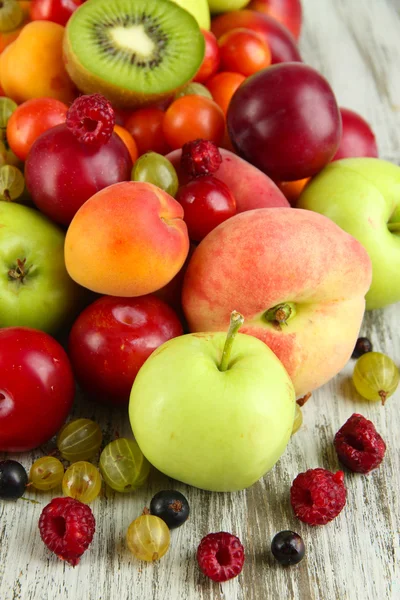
124,107,170,156
219,28,271,76
276,178,310,206
176,176,236,241
193,29,220,84
30,0,82,26
206,71,246,116
162,96,225,150
0,327,75,452
6,97,68,161
114,124,139,164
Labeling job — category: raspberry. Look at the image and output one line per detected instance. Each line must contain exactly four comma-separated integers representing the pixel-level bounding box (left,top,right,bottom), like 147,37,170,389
39,497,95,566
334,413,386,474
197,532,245,582
180,139,222,178
66,93,115,147
290,468,346,526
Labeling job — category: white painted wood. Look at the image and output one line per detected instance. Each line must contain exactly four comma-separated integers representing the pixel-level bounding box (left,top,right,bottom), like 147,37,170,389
1,1,400,599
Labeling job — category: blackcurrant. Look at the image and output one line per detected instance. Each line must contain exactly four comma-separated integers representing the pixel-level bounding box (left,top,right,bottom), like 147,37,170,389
149,490,190,529
352,337,373,359
271,530,305,566
0,460,28,500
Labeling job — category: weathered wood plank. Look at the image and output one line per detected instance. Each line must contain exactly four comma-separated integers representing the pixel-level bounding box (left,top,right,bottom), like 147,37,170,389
1,1,400,599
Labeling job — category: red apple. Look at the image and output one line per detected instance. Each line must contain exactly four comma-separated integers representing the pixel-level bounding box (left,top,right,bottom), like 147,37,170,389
0,327,75,452
247,0,302,41
194,29,220,83
68,295,183,407
332,107,378,161
211,10,301,64
227,63,342,181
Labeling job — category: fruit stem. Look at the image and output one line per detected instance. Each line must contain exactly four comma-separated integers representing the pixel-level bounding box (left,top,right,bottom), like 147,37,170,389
264,302,296,326
219,310,244,372
3,188,11,202
387,221,400,234
379,390,387,405
8,257,29,282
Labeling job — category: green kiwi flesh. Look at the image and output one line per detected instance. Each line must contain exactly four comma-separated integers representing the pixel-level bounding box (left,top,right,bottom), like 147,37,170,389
64,0,205,107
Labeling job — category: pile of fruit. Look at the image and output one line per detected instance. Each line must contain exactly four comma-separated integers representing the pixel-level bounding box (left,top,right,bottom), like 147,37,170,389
0,0,399,583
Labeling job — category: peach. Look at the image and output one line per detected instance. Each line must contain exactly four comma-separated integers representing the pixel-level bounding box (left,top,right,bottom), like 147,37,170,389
0,21,76,104
182,208,372,397
166,147,289,212
65,181,189,297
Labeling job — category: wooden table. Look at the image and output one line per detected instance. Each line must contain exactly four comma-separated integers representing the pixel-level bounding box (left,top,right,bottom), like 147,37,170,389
1,1,399,599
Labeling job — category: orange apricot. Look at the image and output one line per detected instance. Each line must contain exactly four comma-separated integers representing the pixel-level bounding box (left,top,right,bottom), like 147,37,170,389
0,21,76,104
65,181,190,297
114,125,139,164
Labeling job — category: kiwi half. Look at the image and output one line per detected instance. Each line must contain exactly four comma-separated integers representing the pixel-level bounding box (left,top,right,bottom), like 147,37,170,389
63,0,205,108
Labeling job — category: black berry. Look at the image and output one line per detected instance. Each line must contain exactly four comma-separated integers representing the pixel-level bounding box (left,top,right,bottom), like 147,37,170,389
352,337,373,359
0,460,28,500
271,530,305,566
150,490,189,529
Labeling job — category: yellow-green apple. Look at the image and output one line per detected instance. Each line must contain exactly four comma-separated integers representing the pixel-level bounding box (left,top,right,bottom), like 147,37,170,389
0,202,83,334
182,208,372,397
129,311,295,492
173,0,210,29
298,158,400,310
166,147,290,211
208,0,249,13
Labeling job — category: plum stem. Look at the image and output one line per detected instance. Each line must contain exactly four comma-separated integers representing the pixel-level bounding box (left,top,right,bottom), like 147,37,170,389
219,310,244,372
264,302,296,326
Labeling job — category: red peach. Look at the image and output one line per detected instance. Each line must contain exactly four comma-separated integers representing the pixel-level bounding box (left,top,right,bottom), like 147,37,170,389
182,208,372,397
65,181,189,297
166,147,289,212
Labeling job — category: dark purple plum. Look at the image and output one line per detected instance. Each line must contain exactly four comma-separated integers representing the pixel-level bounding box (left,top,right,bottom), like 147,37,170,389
227,63,342,182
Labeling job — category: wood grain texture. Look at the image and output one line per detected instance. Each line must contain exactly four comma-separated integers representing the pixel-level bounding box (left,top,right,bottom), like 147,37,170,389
1,1,400,599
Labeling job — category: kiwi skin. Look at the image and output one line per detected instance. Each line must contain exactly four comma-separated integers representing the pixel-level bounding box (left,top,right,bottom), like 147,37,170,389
62,2,205,109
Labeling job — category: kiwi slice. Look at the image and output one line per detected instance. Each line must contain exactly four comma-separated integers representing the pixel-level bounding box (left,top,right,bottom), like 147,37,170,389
64,0,205,108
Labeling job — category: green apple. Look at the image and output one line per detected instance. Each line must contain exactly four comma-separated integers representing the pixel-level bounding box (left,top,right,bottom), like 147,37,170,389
172,0,210,30
0,202,83,333
298,157,400,310
129,311,295,492
207,0,249,14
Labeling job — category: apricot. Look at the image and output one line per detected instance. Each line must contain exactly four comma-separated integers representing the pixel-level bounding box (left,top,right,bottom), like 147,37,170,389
0,21,76,104
114,125,139,164
65,181,190,297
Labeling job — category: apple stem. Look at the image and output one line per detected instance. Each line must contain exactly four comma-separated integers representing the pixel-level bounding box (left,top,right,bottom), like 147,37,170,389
219,310,245,372
264,302,296,326
8,257,29,282
388,221,400,234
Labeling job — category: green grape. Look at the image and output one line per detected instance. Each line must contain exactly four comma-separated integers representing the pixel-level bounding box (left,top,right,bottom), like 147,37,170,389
29,456,64,491
353,351,400,404
0,165,24,201
0,139,22,168
0,0,23,33
99,438,150,493
126,515,170,561
57,418,103,462
174,82,213,100
62,461,102,504
131,152,179,197
291,404,303,435
0,97,17,129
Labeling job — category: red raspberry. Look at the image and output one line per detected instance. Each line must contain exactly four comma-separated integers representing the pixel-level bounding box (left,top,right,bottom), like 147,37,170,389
66,93,115,147
181,139,222,178
290,468,346,526
334,413,386,474
197,532,245,582
39,497,95,566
